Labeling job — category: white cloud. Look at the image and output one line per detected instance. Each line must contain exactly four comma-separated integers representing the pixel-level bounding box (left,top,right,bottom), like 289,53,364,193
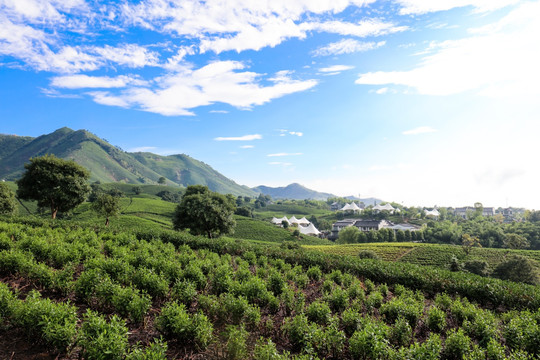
91,44,160,68
240,145,254,148
85,62,317,116
319,65,354,73
356,2,540,101
51,75,145,89
375,87,388,94
267,152,303,157
289,131,303,137
402,126,436,135
214,134,263,141
209,110,229,114
87,91,130,108
313,39,386,56
395,0,519,15
304,19,407,37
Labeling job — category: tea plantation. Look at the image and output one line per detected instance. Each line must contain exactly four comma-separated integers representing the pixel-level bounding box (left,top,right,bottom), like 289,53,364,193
1,218,540,359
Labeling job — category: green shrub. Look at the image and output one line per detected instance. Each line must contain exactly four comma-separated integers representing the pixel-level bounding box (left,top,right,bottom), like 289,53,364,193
126,338,168,360
391,316,412,347
182,263,207,290
131,267,169,298
12,290,78,352
503,311,539,354
380,296,423,327
427,306,447,333
463,311,499,347
485,338,506,360
349,319,390,360
253,338,285,360
211,264,233,295
358,250,380,260
225,325,248,360
306,300,331,325
306,266,322,281
326,286,349,312
281,314,318,353
156,301,213,350
463,260,490,277
80,310,129,360
313,318,346,358
0,281,16,319
341,308,361,336
395,333,442,360
172,279,197,305
443,328,472,360
267,271,285,296
365,291,384,310
347,281,365,301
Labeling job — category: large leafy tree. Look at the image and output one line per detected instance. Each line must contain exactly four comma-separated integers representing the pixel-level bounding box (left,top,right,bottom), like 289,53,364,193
16,155,91,219
173,185,236,238
0,183,17,215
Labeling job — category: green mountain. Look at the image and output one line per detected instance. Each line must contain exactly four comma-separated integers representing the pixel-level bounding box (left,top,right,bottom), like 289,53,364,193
253,183,335,200
0,127,256,197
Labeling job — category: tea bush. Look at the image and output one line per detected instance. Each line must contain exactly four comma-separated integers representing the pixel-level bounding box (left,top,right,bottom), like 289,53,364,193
80,310,129,360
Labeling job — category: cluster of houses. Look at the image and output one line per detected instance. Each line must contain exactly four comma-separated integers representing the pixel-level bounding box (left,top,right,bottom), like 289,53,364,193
270,216,321,236
328,219,420,241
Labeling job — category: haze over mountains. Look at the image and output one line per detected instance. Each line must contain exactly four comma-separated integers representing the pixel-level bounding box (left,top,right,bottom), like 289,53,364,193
0,127,379,201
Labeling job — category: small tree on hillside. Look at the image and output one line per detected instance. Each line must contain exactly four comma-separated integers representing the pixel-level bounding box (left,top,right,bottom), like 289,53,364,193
92,193,121,226
16,155,90,219
503,233,529,250
462,234,482,255
0,183,17,215
172,185,236,238
158,177,167,185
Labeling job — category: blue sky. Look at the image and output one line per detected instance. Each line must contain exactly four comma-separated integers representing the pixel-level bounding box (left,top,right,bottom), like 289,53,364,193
1,0,539,208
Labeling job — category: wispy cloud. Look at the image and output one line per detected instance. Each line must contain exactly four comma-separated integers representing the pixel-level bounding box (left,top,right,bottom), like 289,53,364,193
267,152,303,157
402,126,437,135
240,145,254,149
319,65,355,73
313,39,386,56
51,75,145,89
278,129,303,137
214,134,262,141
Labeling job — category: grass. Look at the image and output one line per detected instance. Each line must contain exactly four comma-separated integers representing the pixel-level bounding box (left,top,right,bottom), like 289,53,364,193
304,242,540,270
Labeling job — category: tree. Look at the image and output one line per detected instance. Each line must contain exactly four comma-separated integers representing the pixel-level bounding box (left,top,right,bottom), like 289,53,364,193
462,234,482,255
133,186,142,195
158,177,167,185
92,193,121,226
503,233,529,249
172,185,236,238
16,155,90,219
0,183,17,215
337,226,360,244
493,255,539,285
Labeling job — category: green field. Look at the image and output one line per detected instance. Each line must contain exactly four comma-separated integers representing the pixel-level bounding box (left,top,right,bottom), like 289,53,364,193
304,242,540,270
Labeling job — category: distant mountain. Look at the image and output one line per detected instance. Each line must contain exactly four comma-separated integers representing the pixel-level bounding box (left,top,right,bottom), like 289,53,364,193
344,196,382,206
252,183,335,200
0,127,256,197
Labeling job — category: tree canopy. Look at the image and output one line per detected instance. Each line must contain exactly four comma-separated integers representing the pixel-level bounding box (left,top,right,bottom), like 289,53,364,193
0,183,17,215
16,155,90,219
92,193,121,226
172,185,236,238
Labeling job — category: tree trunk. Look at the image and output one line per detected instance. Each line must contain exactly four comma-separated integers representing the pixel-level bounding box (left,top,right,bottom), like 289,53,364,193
105,217,109,226
51,209,57,219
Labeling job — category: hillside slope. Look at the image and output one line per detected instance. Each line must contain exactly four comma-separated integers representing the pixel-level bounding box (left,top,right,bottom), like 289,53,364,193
0,127,256,196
